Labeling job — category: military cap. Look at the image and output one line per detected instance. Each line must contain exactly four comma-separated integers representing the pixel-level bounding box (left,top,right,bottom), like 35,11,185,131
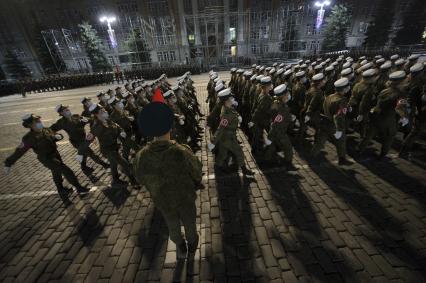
317,58,322,62
361,62,373,71
408,54,420,61
269,68,276,74
332,62,339,67
389,70,406,81
284,69,293,77
89,104,103,114
336,58,343,62
334,77,349,89
375,55,383,59
312,73,325,81
108,96,119,106
236,69,244,74
218,88,232,101
163,90,174,98
314,65,322,70
213,77,221,83
256,75,265,82
250,74,257,81
276,68,285,75
390,54,399,60
359,56,366,60
211,73,218,80
325,58,331,63
22,114,41,128
341,67,353,76
96,92,104,98
138,102,174,137
81,97,90,104
325,66,334,72
159,73,166,79
171,85,179,91
380,61,392,70
376,58,385,64
305,60,311,64
273,84,288,96
122,92,131,98
360,60,368,66
209,70,215,75
279,63,285,68
265,67,272,72
244,71,253,77
343,62,351,69
256,66,261,70
273,63,278,67
215,83,225,92
362,69,377,77
55,104,68,113
394,59,405,66
311,62,317,67
297,59,304,64
295,71,305,77
135,86,143,92
260,76,272,85
259,66,265,72
410,62,424,73
300,64,307,69
285,65,292,70
252,64,257,68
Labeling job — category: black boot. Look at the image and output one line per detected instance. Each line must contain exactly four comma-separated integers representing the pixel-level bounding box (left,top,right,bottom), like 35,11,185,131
188,234,199,254
338,157,353,166
241,165,255,176
81,164,94,174
76,185,90,195
176,241,188,260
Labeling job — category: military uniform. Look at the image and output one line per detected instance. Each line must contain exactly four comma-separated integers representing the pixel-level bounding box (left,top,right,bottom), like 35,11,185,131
4,116,87,193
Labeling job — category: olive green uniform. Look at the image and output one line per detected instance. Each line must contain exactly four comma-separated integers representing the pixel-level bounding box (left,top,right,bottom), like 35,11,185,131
50,115,106,168
213,106,245,167
4,128,83,190
291,81,307,137
305,86,324,139
251,92,273,153
133,140,202,246
352,80,378,138
110,110,140,160
265,100,293,162
311,92,348,158
358,86,403,156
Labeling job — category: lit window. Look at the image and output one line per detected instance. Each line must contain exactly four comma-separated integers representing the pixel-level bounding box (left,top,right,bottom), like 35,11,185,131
229,27,236,41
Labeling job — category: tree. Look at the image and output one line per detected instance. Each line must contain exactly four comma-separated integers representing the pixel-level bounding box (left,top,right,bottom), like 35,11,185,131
393,0,426,45
363,0,396,48
125,28,151,68
78,22,111,72
2,49,31,79
321,5,352,51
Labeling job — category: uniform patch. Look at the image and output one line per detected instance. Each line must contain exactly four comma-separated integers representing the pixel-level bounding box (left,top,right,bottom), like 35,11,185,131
86,133,95,141
337,107,347,115
274,114,284,123
219,118,229,127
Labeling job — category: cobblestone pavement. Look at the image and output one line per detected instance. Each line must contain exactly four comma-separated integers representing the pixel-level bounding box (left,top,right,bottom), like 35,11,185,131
0,73,425,282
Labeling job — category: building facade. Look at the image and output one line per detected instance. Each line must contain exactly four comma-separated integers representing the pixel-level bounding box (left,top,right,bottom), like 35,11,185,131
0,0,416,78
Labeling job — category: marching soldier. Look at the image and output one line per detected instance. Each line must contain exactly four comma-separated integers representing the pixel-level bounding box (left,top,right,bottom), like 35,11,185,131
208,88,254,175
134,101,203,260
4,114,89,195
265,84,296,170
81,97,93,118
304,73,326,141
358,71,408,159
50,104,109,173
311,78,352,165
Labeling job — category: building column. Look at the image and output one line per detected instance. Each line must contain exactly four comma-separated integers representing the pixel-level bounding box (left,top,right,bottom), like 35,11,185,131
237,0,247,56
177,0,190,64
224,0,230,44
191,0,203,65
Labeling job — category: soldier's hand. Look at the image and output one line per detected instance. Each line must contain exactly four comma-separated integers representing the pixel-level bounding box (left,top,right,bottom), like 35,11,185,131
334,131,343,140
356,115,363,122
120,132,127,138
179,119,185,125
207,143,215,151
304,116,310,123
264,137,272,146
80,117,89,123
76,155,84,163
291,114,296,122
128,116,135,122
294,119,300,127
3,166,11,175
399,117,409,127
54,134,64,141
248,122,254,128
238,116,242,123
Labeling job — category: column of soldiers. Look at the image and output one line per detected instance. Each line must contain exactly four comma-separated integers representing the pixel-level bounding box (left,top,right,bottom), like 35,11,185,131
206,53,425,171
4,72,204,196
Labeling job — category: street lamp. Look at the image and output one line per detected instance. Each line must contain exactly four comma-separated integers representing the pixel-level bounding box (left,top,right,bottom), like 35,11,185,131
314,1,331,30
99,16,117,49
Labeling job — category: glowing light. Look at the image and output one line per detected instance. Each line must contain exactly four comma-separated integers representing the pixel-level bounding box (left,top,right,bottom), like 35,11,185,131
314,1,331,30
99,16,117,48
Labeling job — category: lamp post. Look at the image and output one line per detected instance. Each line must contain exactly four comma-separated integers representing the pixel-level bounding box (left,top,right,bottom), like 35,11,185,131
100,16,117,49
314,1,330,30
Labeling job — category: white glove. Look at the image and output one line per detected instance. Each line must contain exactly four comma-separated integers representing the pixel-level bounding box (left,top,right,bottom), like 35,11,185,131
120,132,127,138
304,116,310,123
4,166,11,175
180,115,186,120
76,155,84,163
291,114,296,122
356,115,363,122
128,116,135,122
187,137,192,142
131,135,136,141
294,120,300,127
248,122,254,128
179,119,185,125
238,116,242,123
422,94,426,101
232,100,239,107
348,106,353,113
370,108,375,114
264,137,272,146
54,134,63,141
399,117,409,127
207,143,215,151
80,117,89,123
334,131,343,140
